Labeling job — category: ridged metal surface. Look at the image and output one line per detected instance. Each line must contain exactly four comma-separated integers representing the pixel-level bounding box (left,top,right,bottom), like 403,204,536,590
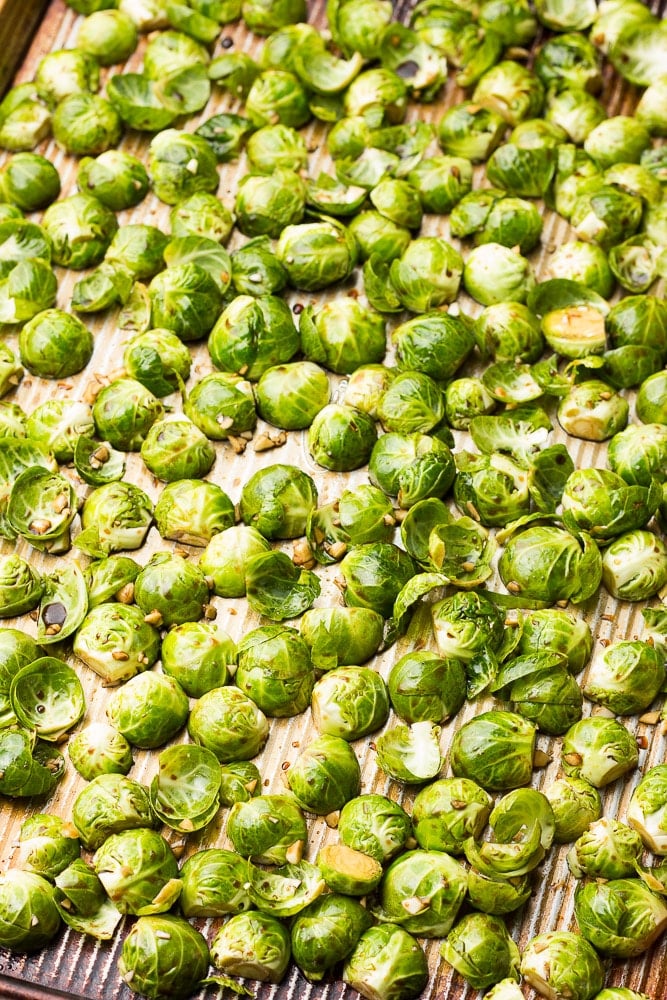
0,1,666,998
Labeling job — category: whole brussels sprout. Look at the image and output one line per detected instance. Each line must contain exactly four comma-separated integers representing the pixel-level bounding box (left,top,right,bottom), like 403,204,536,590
473,61,544,126
412,778,493,855
312,666,389,741
440,913,520,990
179,849,251,917
53,93,122,156
218,761,261,807
520,930,604,1000
584,640,664,715
140,415,216,481
208,293,299,380
245,69,310,128
42,194,118,269
184,372,256,440
601,530,667,601
93,829,179,915
291,893,373,982
390,237,463,313
561,467,661,541
107,225,169,281
18,309,93,379
227,794,307,865
170,192,234,244
348,211,411,263
255,361,329,430
299,606,384,672
148,129,219,206
300,297,386,375
0,555,43,618
122,330,191,400
83,555,139,609
72,773,157,850
451,711,536,791
561,717,639,788
235,168,306,238
454,451,530,527
68,723,133,781
519,610,593,675
0,153,60,211
339,542,417,619
498,525,602,604
78,150,149,211
464,243,535,306
154,480,234,548
134,552,210,628
236,624,314,718
369,432,455,509
34,48,99,108
77,9,138,64
17,814,80,881
118,915,209,1000
240,463,316,540
0,870,61,952
187,685,269,762
393,310,475,382
148,263,223,342
107,672,189,749
209,909,291,983
544,776,602,844
92,378,163,451
199,524,270,598
636,371,667,425
308,403,377,472
285,734,360,815
73,603,160,685
376,850,466,938
160,622,234,699
276,219,358,291
574,878,667,958
343,924,428,1000
230,235,288,296
558,380,629,441
567,819,643,880
437,102,506,162
388,651,466,726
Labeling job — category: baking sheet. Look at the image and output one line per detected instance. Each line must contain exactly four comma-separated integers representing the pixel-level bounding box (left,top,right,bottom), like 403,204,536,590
0,0,666,997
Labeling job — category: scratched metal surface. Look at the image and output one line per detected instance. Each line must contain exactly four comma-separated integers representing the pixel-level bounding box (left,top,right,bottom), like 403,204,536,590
0,0,666,998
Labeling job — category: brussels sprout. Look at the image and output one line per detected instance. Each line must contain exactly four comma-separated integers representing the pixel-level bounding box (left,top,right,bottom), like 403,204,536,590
315,843,382,897
571,181,643,250
389,237,463,313
0,629,41,725
77,9,137,64
375,849,467,938
134,552,210,628
342,924,427,1000
291,893,373,981
606,295,667,361
430,591,504,695
118,915,209,999
244,68,310,128
140,415,216,482
228,236,286,298
147,129,219,206
486,143,556,200
75,482,153,560
472,61,544,126
306,403,376,472
276,218,358,291
412,778,493,855
464,243,535,306
518,609,592,675
284,734,360,815
474,303,543,366
154,481,233,548
7,467,76,555
17,814,80,882
218,761,261,807
440,913,520,990
236,624,314,717
544,87,606,146
253,361,328,430
160,621,233,698
185,372,256,441
339,542,417,620
42,194,118,270
387,651,466,727
0,555,39,618
122,330,189,399
248,855,323,917
209,293,299,379
210,909,291,983
244,123,306,174
369,433,453,511
562,717,639,788
107,672,189,750
0,402,25,439
557,379,629,441
568,819,643,880
636,372,667,425
561,467,661,541
198,523,269,598
451,711,536,792
0,870,61,952
0,153,60,212
628,766,667,855
143,29,209,79
0,728,64,798
636,75,667,136
24,401,93,465
584,116,651,171
9,656,84,741
299,297,386,375
18,308,93,379
105,226,168,282
520,930,604,1000
92,828,180,916
336,795,412,865
148,743,221,834
73,601,159,684
376,721,443,784
68,723,133,781
245,549,320,621
227,793,306,864
51,92,122,157
575,878,667,958
179,849,251,917
466,869,532,916
234,168,305,239
311,666,389,742
593,992,650,1000
601,529,667,601
544,776,602,844
298,606,383,673
147,263,222,342
188,685,269,762
499,525,602,604
436,102,505,164
72,773,157,850
53,858,122,940
83,556,139,609
453,451,530,528
34,50,98,111
584,640,664,716
544,241,614,299
239,463,317,541
168,193,233,245
90,378,162,452
346,212,408,265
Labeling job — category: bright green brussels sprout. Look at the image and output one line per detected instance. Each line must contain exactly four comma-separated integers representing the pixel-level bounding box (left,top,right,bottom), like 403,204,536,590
134,552,210,628
285,733,360,815
148,263,223,342
387,651,465,726
148,129,219,206
105,226,168,282
377,371,445,436
575,878,667,958
520,930,604,1000
160,621,234,699
184,372,256,441
347,211,410,266
179,848,251,917
277,218,359,291
27,400,94,464
464,243,535,306
245,69,310,128
255,361,329,430
73,602,160,684
394,312,475,383
83,555,139,609
154,479,234,548
437,102,506,163
239,463,316,540
291,893,373,981
0,219,52,281
570,181,643,250
52,92,122,156
18,308,93,379
440,913,520,990
299,606,384,672
475,303,544,365
305,174,369,219
343,66,408,124
169,192,234,244
118,914,210,1000
299,297,385,375
0,89,51,152
188,681,269,763
72,773,158,850
246,122,307,173
92,378,163,451
567,818,643,880
209,293,299,379
17,814,80,880
584,640,664,715
628,765,667,855
453,451,530,527
77,9,138,64
606,295,667,362
544,87,606,146
93,829,179,915
499,525,602,604
544,776,602,844
307,403,377,472
8,656,84,741
561,467,661,540
7,467,76,554
545,241,614,298
636,372,667,425
245,549,320,622
369,432,454,510
518,609,592,674
0,870,61,952
234,168,305,238
337,794,411,864
34,48,99,108
430,591,504,694
412,778,493,855
376,721,443,784
227,793,306,864
77,149,148,212
311,666,389,741
51,857,120,937
142,29,209,79
0,401,25,439
584,116,651,170
0,728,64,798
70,260,133,314
329,0,392,59
149,743,221,833
389,237,463,313
107,672,189,749
486,143,555,200
210,909,291,983
0,254,58,325
339,542,416,619
472,60,544,126
557,379,628,441
601,529,667,601
218,761,261,807
68,723,133,781
535,32,601,92
375,849,467,938
343,924,427,1000
0,628,41,725
42,194,118,270
248,856,323,916
451,711,536,792
368,178,422,231
636,74,667,136
236,624,314,718
0,153,60,211
230,235,287,296
75,482,153,559
199,523,270,597
561,717,639,788
140,415,216,481
122,329,190,399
